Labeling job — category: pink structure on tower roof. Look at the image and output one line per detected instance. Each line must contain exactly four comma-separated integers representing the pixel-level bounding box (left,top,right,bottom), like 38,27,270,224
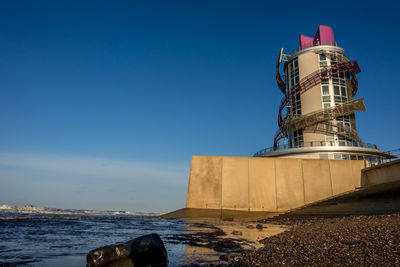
299,25,335,50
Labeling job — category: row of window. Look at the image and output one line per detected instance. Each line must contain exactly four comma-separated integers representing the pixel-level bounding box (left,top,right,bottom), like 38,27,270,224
287,58,301,117
288,94,302,116
332,154,384,166
287,58,299,89
286,58,302,146
319,52,353,142
319,54,345,67
333,154,365,160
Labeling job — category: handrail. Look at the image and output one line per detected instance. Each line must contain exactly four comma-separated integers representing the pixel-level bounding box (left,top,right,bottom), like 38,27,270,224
278,61,361,129
254,141,380,157
288,41,339,55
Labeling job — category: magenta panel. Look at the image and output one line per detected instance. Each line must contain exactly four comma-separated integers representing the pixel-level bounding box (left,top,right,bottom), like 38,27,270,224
299,34,314,50
316,25,335,46
299,25,335,50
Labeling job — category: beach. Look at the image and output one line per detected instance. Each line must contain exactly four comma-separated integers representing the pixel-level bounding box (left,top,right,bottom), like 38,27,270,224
232,213,400,266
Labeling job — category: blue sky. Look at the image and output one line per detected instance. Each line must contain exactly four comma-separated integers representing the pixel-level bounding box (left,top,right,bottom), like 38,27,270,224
1,0,399,213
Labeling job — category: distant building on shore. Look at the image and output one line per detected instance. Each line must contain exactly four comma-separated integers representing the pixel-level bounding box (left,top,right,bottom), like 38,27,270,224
253,25,396,165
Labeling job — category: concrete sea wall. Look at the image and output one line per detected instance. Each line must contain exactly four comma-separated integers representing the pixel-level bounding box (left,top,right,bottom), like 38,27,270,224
186,156,365,212
361,159,400,187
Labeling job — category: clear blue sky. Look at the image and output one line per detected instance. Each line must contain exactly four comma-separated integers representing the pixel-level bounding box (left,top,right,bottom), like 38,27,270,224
1,0,399,213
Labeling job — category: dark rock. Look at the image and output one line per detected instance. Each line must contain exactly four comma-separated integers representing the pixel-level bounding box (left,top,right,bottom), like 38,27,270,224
231,230,242,236
219,254,229,261
255,224,264,230
87,244,130,267
87,233,168,267
246,225,255,229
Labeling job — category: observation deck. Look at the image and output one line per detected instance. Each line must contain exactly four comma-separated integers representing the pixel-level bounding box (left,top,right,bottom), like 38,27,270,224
254,141,397,165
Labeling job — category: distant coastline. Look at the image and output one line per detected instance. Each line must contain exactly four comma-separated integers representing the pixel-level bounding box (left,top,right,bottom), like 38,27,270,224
0,204,160,217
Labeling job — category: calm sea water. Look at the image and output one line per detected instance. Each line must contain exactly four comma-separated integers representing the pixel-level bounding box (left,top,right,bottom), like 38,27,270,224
0,214,184,266
0,205,286,266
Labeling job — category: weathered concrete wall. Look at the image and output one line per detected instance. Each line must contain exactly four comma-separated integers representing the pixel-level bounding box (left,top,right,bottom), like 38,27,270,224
302,159,332,204
186,156,365,212
221,157,248,211
361,159,400,187
330,159,363,195
248,158,276,211
275,158,304,211
186,156,222,209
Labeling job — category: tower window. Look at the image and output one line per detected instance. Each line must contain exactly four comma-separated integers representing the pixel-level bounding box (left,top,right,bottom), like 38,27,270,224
319,53,328,67
334,85,340,95
334,83,348,104
293,129,303,147
288,58,299,88
341,86,347,96
322,86,329,95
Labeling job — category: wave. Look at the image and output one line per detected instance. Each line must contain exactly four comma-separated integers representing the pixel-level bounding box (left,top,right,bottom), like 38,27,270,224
0,204,160,217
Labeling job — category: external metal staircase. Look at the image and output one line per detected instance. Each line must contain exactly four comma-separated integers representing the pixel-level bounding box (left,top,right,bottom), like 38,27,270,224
273,51,362,149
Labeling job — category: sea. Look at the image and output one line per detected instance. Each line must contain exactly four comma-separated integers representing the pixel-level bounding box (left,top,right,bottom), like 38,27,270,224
0,204,287,266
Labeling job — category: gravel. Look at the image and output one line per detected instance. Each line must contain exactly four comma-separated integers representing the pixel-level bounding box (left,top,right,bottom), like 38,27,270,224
232,213,400,266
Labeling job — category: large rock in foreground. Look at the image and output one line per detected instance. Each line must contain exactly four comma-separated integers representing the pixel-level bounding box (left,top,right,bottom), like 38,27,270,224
87,233,168,267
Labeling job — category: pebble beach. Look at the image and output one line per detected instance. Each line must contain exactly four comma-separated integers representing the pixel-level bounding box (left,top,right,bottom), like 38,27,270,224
232,213,400,266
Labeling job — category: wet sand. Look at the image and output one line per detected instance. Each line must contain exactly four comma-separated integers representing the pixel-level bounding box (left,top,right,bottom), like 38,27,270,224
165,220,289,266
232,213,400,266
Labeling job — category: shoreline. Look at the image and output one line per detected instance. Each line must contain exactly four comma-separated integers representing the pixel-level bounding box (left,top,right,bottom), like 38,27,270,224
165,219,289,266
170,212,400,266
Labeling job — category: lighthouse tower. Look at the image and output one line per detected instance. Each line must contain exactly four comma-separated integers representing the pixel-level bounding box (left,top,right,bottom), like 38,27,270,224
254,25,396,165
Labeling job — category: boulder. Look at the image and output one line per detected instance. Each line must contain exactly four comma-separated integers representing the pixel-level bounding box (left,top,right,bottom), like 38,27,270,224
87,233,168,267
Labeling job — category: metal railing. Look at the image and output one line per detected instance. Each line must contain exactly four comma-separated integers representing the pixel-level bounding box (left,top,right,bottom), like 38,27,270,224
253,141,380,157
288,41,339,55
277,61,361,128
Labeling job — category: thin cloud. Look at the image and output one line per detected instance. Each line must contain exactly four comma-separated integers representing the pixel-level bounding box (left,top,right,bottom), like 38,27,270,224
0,152,188,186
